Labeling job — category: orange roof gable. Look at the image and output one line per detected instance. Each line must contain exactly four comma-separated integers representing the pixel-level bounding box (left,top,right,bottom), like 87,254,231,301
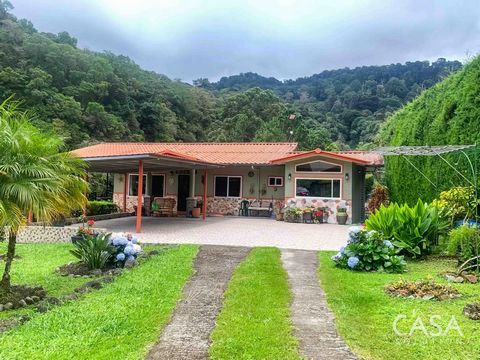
72,142,299,165
270,148,383,165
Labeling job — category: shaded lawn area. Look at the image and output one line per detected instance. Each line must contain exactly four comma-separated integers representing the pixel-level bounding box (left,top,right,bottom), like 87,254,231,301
209,247,301,360
319,252,480,360
0,244,198,360
0,242,93,320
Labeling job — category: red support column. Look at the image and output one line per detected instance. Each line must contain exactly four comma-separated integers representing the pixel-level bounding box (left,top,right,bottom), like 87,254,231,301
123,173,128,213
203,169,207,221
136,160,144,233
27,210,33,224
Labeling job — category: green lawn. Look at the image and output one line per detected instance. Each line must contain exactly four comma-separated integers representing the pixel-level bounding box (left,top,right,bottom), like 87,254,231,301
0,244,198,360
209,247,301,360
319,252,480,360
0,242,95,320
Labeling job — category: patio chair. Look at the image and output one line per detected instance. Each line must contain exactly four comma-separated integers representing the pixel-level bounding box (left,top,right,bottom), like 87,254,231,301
151,197,176,217
239,200,249,216
248,200,273,217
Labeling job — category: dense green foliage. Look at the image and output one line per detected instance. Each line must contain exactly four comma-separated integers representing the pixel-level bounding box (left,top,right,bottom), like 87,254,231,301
209,248,301,360
70,233,113,270
85,201,119,216
0,4,461,151
447,225,480,268
380,56,480,204
0,244,198,360
319,252,479,360
332,228,406,273
365,201,446,257
433,187,479,224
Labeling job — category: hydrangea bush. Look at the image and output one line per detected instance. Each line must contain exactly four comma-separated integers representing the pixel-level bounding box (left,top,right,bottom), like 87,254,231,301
109,233,142,267
331,226,406,273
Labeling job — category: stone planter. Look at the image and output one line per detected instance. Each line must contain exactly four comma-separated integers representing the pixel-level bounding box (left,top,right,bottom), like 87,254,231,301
336,212,348,225
191,207,201,218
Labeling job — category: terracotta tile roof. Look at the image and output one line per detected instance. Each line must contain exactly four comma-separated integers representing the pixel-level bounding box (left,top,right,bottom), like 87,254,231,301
270,148,383,165
72,142,299,165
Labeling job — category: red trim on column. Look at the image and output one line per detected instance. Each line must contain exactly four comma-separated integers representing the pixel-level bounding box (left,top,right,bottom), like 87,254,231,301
136,160,144,233
123,173,128,213
203,169,207,221
27,210,33,224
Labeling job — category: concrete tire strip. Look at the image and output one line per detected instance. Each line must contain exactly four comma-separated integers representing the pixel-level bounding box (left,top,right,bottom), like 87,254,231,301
281,249,357,360
146,245,250,360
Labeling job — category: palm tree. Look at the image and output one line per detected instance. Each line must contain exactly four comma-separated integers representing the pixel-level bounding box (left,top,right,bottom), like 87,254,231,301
0,99,87,292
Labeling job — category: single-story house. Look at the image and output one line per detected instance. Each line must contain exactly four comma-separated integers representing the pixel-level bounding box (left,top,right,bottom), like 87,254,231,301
72,142,383,231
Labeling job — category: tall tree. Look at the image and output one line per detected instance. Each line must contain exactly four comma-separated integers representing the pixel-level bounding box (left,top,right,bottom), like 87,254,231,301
0,100,87,292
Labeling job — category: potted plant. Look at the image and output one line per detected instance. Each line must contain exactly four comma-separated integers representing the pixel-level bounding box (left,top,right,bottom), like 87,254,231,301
191,206,201,218
302,207,314,224
284,207,296,222
313,208,324,224
336,206,348,225
151,202,160,217
72,218,95,243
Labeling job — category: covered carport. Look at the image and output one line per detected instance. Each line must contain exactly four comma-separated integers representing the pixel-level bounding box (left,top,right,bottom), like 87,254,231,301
75,151,221,233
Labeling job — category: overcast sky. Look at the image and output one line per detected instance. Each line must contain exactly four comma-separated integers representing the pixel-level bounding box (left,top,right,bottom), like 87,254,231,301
10,0,480,82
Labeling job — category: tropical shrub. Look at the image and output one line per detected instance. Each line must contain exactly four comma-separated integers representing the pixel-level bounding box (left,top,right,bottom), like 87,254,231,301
365,200,447,257
86,201,119,216
70,233,114,270
432,187,479,224
448,225,480,271
331,227,406,273
110,233,142,267
367,183,390,213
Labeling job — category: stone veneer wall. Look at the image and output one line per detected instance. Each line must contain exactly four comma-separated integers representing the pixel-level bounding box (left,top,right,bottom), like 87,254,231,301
285,198,352,224
7,226,105,244
194,197,284,216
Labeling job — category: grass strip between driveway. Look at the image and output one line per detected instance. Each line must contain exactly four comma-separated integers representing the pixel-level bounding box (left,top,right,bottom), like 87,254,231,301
209,247,301,360
318,252,480,360
0,244,199,360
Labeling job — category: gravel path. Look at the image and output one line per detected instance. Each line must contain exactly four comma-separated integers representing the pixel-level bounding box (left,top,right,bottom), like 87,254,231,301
281,249,357,360
146,245,250,360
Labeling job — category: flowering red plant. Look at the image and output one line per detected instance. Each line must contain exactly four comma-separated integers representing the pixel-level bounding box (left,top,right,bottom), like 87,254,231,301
87,219,95,226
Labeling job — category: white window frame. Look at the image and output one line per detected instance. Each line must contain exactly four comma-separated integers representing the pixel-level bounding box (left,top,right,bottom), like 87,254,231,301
128,174,147,196
214,175,242,198
267,176,284,187
151,173,166,198
295,177,342,199
295,160,343,174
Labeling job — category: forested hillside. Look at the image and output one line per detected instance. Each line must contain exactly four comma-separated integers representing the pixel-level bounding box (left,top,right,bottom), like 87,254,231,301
0,2,462,151
379,55,480,204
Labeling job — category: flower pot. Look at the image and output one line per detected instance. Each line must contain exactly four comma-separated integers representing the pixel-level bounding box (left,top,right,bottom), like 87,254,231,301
71,235,84,244
336,212,348,225
276,212,284,221
191,207,201,218
303,212,313,224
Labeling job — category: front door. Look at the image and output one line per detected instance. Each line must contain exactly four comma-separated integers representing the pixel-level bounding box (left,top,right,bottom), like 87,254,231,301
177,174,190,212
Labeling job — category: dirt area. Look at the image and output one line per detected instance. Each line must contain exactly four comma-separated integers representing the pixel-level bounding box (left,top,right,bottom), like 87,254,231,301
146,245,250,360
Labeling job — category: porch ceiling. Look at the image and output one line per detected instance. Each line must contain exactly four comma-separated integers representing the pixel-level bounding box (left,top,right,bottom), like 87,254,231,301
80,154,222,173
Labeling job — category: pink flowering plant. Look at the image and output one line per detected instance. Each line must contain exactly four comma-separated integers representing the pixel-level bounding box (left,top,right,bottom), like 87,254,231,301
331,226,406,273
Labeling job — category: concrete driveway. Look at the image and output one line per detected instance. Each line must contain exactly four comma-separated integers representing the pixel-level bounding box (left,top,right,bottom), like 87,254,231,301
92,216,349,251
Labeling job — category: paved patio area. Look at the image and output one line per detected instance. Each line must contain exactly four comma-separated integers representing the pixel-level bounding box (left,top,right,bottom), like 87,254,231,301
91,216,349,250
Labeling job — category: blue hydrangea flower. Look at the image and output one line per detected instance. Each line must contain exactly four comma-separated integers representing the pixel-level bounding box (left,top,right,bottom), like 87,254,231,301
131,236,138,244
340,246,346,254
127,255,135,262
133,244,142,254
383,240,393,248
124,245,134,256
118,237,128,246
331,252,342,262
348,226,362,243
116,253,125,262
347,256,360,269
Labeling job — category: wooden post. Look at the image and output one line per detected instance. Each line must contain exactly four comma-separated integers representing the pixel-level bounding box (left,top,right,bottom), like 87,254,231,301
203,169,207,221
136,160,144,233
123,173,128,213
